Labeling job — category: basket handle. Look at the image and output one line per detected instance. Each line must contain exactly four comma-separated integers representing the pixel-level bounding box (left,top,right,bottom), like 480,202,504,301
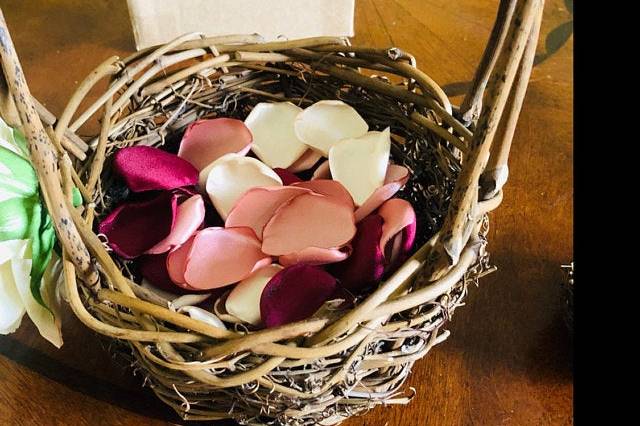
0,8,98,285
429,0,545,276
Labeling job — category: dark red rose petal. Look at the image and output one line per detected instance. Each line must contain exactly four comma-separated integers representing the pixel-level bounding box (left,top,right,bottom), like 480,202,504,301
137,253,192,295
273,168,303,185
113,146,199,192
98,192,177,259
260,264,337,328
330,214,385,292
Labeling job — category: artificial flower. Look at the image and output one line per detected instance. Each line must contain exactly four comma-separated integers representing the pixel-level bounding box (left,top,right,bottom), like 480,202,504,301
203,153,283,219
294,100,368,156
260,264,337,328
245,102,307,169
331,198,416,291
225,264,283,325
329,127,391,206
178,118,253,171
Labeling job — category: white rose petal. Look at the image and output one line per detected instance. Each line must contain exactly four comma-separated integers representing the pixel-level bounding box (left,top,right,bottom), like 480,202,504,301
245,102,308,169
294,100,368,156
226,264,282,325
329,127,391,206
204,153,282,219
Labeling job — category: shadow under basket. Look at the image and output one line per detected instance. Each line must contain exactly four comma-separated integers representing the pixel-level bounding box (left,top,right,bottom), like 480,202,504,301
0,0,544,424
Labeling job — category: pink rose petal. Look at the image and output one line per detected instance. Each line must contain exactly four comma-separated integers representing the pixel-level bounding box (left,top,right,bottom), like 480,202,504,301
138,253,193,294
330,214,385,291
178,118,253,171
287,149,323,173
279,245,352,267
166,236,196,288
225,186,311,239
311,160,331,180
262,193,356,256
98,192,177,259
112,146,199,192
354,164,410,222
146,195,205,254
378,198,417,272
273,168,302,185
260,264,337,328
292,179,354,209
183,227,272,289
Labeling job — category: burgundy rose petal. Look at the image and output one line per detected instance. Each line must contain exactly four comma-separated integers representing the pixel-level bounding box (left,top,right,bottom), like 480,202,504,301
278,245,352,267
113,146,199,192
138,253,192,295
330,214,385,292
178,118,253,171
378,198,417,273
98,192,177,259
273,168,303,185
260,264,337,328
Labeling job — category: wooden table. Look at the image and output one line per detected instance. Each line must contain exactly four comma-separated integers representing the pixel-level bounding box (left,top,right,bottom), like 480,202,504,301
0,1,573,424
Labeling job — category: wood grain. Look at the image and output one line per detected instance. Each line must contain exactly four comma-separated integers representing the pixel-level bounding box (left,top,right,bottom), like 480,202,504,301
0,0,573,424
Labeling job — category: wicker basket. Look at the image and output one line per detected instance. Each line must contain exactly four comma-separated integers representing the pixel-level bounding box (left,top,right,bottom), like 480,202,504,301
0,0,543,424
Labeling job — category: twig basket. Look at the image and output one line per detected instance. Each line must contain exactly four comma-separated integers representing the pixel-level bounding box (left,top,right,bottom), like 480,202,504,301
0,0,543,424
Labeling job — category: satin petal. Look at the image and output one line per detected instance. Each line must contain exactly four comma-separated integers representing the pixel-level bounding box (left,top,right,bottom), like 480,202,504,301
178,118,253,171
260,264,337,328
146,194,205,254
329,128,391,206
262,192,356,256
138,253,193,294
204,153,283,219
98,192,177,259
378,198,417,271
287,149,322,173
354,164,410,222
225,264,283,325
311,160,331,180
273,168,302,185
225,186,311,239
279,245,352,266
330,214,385,292
294,100,368,156
166,236,196,288
292,179,354,209
183,227,272,289
245,102,308,168
113,146,198,192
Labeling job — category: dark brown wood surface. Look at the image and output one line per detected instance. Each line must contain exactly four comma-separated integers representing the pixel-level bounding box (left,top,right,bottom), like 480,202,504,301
0,1,573,425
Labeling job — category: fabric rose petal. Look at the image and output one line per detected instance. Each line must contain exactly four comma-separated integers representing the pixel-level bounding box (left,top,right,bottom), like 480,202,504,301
98,192,177,259
354,164,410,222
273,168,302,185
165,236,196,289
329,127,391,206
181,227,272,289
261,192,356,257
146,194,205,254
279,245,352,267
332,199,416,291
287,149,322,173
225,264,283,325
204,153,283,219
260,264,337,328
178,118,253,171
292,179,354,209
112,146,198,192
378,198,417,270
294,100,368,156
245,102,308,168
225,186,311,239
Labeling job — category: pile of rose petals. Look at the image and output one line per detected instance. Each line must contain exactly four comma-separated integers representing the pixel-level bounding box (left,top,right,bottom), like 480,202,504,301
99,100,416,329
